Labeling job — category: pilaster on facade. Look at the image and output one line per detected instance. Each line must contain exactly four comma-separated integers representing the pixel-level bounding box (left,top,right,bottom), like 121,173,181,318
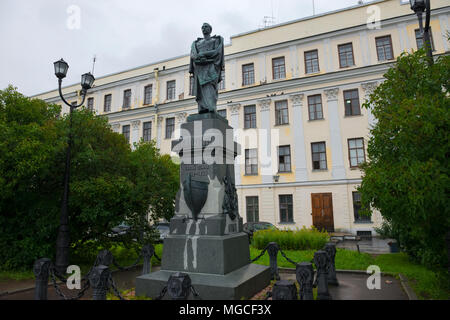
156,116,165,149
131,120,141,148
361,81,379,129
257,98,272,112
175,112,188,139
361,81,378,99
175,112,188,124
325,87,346,180
289,94,308,182
289,93,304,107
229,103,242,116
257,98,273,184
324,88,340,102
111,123,121,133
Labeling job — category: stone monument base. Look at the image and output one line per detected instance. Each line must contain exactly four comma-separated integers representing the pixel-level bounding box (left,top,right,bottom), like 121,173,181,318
135,264,271,300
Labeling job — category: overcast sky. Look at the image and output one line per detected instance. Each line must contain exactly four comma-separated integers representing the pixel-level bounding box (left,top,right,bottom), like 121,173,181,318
0,0,367,96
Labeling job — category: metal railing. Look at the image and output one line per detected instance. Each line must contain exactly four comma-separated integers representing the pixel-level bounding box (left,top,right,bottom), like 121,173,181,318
33,243,159,300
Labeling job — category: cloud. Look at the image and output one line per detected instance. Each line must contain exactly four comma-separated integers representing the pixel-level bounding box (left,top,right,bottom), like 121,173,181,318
0,0,365,96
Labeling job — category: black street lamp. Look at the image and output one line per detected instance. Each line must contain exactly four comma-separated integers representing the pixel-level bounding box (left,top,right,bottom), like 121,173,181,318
409,0,433,65
53,58,95,273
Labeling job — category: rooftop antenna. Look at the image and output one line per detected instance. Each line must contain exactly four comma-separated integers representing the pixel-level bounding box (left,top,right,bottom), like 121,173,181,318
260,0,276,28
91,55,97,75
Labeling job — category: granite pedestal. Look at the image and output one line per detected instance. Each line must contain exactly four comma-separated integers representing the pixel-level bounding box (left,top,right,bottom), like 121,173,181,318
135,114,270,300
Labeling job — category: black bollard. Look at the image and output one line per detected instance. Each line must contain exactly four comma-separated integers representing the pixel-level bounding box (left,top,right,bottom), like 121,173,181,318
167,273,192,300
314,250,332,300
33,258,52,300
272,280,298,300
89,265,110,300
141,244,155,275
95,250,113,267
446,231,450,276
296,262,314,300
324,242,339,286
267,242,280,281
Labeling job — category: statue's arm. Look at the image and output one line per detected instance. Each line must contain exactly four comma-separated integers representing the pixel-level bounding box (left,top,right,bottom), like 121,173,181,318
200,37,224,59
189,42,198,73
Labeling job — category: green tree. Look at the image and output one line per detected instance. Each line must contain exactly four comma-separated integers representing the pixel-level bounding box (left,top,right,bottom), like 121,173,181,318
359,50,449,268
0,86,179,269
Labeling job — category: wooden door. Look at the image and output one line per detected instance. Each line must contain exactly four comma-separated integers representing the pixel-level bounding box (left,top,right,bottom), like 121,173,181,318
311,193,335,232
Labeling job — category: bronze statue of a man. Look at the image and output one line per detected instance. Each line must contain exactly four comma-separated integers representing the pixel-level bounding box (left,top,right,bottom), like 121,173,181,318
189,23,224,114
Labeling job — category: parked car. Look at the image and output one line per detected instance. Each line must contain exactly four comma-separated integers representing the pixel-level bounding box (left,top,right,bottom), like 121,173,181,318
155,223,170,243
110,222,131,236
243,222,278,233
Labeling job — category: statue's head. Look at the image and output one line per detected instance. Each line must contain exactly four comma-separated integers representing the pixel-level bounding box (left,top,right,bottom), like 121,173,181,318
202,23,212,36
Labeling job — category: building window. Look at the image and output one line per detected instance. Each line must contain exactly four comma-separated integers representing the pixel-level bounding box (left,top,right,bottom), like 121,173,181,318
348,138,366,168
218,70,225,90
272,57,286,80
189,76,194,96
122,125,130,143
245,149,258,175
338,43,355,68
376,35,394,61
275,100,289,125
353,192,370,222
415,28,434,51
143,121,152,142
87,97,94,112
244,105,257,129
123,89,132,110
165,117,175,139
246,196,259,223
104,94,112,112
279,195,294,223
278,145,291,173
312,142,327,170
167,80,176,100
144,85,152,105
344,89,361,116
305,50,320,74
308,95,323,120
242,63,255,86
217,109,227,119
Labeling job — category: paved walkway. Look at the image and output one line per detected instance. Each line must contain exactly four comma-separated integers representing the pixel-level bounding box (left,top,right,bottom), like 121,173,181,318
282,271,408,300
1,266,409,300
0,265,156,300
335,238,395,255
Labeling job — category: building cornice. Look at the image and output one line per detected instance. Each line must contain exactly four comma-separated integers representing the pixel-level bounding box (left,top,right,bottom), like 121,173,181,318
236,178,363,189
34,6,450,101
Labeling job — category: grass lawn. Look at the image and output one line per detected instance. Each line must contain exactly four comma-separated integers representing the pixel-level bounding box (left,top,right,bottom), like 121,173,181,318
1,244,448,300
250,247,449,300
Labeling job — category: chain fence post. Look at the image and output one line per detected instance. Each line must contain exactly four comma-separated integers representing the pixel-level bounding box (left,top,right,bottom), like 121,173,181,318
95,250,113,267
296,262,314,300
267,242,280,280
167,272,193,300
271,280,298,300
313,250,332,300
324,242,339,286
89,265,110,300
33,258,52,300
141,244,155,275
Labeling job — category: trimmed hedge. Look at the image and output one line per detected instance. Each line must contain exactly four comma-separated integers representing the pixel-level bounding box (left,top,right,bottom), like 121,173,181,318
252,227,329,251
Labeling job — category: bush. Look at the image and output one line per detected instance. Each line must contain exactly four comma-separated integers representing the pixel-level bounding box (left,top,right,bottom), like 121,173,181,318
252,227,329,251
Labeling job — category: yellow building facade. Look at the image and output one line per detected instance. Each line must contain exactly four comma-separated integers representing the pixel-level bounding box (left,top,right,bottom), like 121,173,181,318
34,0,450,235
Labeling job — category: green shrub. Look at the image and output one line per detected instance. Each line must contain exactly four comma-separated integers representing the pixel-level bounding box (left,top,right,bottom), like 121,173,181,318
252,227,329,251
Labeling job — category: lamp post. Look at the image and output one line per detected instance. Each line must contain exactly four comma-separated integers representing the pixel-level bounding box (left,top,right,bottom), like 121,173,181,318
53,58,95,273
409,0,433,65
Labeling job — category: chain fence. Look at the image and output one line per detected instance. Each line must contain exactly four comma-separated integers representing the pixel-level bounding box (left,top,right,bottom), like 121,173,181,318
33,243,158,300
